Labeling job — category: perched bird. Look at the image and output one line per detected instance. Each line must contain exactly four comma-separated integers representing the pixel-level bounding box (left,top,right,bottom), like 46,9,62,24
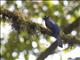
43,16,63,47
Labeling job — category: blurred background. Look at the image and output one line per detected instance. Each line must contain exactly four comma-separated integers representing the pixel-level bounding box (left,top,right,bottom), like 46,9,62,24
0,0,80,60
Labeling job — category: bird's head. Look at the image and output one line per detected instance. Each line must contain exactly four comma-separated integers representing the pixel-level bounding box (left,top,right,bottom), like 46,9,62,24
43,16,49,21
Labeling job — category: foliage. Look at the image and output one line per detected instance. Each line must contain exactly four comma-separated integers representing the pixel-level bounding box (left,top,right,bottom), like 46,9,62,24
0,1,80,60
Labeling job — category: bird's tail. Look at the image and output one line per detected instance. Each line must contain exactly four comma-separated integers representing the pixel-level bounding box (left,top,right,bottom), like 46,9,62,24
56,36,63,47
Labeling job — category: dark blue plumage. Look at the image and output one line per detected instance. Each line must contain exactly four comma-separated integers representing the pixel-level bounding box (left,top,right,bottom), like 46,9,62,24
43,16,63,47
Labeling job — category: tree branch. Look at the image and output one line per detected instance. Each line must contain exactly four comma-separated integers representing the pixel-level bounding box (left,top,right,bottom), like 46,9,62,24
62,17,80,34
36,41,58,60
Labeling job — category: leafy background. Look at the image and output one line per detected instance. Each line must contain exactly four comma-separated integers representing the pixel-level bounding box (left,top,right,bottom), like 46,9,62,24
0,0,80,60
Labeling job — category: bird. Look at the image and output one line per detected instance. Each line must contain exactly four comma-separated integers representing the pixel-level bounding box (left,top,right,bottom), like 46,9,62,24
43,16,63,47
